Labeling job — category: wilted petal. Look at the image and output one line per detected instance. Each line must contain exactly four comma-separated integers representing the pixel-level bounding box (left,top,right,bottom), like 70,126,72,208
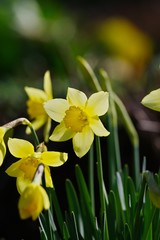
49,122,74,141
89,117,110,136
44,99,69,122
86,91,109,116
44,71,53,99
141,88,160,112
8,138,34,158
67,88,87,107
41,151,68,166
73,127,94,158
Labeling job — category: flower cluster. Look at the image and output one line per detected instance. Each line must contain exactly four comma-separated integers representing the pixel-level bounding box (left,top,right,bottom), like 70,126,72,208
0,70,110,220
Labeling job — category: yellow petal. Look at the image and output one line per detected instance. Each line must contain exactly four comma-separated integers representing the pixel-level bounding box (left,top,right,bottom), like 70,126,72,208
0,127,5,140
141,88,160,112
44,71,53,99
43,118,52,142
8,138,34,158
67,88,87,107
0,141,6,166
44,99,69,122
25,87,47,101
89,117,110,136
18,184,49,220
86,91,109,116
39,186,50,209
6,159,23,177
17,176,31,194
44,166,53,188
73,127,94,157
49,121,74,141
41,151,68,166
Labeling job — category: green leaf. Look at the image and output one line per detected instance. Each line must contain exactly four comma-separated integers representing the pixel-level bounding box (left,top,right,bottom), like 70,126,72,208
77,56,101,92
75,164,99,239
63,222,70,240
124,223,131,240
65,179,84,236
107,191,118,239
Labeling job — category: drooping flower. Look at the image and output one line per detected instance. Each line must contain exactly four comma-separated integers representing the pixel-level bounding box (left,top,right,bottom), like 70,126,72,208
44,88,110,158
0,127,7,166
6,138,68,193
18,183,50,220
141,88,160,112
18,164,50,220
25,71,53,141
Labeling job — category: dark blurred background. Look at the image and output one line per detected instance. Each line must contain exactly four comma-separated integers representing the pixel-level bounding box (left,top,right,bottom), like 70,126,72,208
0,0,160,239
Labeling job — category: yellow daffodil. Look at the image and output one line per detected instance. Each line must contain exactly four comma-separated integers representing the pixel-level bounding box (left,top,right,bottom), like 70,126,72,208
6,138,68,193
0,127,7,166
25,71,53,141
44,88,110,158
18,182,50,220
18,164,50,220
141,88,160,112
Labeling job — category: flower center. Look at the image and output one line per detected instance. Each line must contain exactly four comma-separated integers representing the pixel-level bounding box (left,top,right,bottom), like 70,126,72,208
63,106,88,132
19,156,39,180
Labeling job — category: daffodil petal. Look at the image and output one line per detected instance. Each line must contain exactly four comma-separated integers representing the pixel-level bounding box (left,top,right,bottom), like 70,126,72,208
44,71,53,99
141,88,160,112
6,159,23,177
18,184,47,220
17,176,31,194
73,127,94,158
44,99,69,122
43,118,52,142
86,91,109,116
0,127,5,140
67,88,87,107
41,151,68,166
44,166,53,188
0,141,6,166
49,121,74,141
8,138,34,158
39,186,50,209
25,87,47,101
90,117,110,136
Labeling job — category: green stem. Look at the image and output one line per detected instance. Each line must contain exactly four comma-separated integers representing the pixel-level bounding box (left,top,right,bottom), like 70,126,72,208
95,136,109,239
88,144,95,214
28,124,40,146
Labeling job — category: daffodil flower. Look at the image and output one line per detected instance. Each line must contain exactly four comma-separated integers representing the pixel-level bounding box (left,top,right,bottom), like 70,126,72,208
18,164,50,220
44,88,110,158
0,127,7,166
141,88,160,112
25,71,53,141
18,182,50,220
6,138,68,193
